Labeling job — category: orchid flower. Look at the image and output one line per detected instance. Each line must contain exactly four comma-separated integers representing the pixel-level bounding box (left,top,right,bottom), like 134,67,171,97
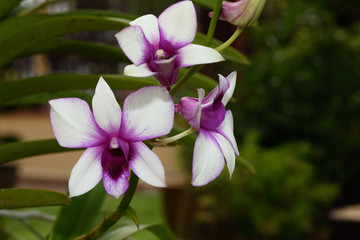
209,0,267,27
115,0,225,87
175,71,239,186
49,77,174,198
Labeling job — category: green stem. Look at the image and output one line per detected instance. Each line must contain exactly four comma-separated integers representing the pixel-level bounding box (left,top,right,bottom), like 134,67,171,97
215,26,244,52
206,0,224,46
169,65,202,96
74,171,139,240
150,127,196,146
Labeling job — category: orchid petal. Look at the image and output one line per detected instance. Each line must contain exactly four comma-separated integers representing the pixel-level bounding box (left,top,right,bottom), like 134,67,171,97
212,131,236,178
124,63,155,77
120,86,174,141
158,0,197,48
192,130,225,186
92,77,122,136
129,142,166,187
103,168,130,199
130,14,160,47
49,98,106,148
216,111,239,155
115,26,153,65
178,44,225,68
222,71,237,106
68,146,103,198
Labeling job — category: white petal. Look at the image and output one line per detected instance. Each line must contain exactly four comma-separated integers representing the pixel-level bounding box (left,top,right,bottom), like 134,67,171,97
211,131,236,178
49,98,106,148
129,142,166,187
124,63,155,77
115,26,152,65
222,71,237,106
130,14,160,47
196,88,205,129
192,130,225,186
68,146,103,198
178,44,225,68
216,111,239,155
158,0,197,47
120,86,174,141
92,77,122,136
103,168,130,199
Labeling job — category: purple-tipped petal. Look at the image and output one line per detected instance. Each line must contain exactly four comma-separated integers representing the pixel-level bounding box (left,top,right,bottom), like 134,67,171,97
158,0,197,48
192,130,225,186
49,98,106,148
92,77,122,136
216,111,239,155
120,86,174,141
222,71,237,106
130,14,160,47
129,142,166,187
178,44,225,68
115,26,153,65
103,168,130,199
124,63,155,77
68,146,103,198
211,131,236,178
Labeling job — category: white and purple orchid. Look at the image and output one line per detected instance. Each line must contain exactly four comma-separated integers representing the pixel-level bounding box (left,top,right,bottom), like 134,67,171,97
175,71,239,186
209,0,267,27
115,0,225,87
49,77,174,198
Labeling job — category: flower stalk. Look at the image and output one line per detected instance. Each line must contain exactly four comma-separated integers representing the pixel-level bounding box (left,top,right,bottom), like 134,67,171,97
150,127,196,146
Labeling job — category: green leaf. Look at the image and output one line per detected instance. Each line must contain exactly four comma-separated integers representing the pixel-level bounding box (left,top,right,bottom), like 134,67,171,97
98,223,176,240
192,0,216,9
0,189,70,209
0,0,22,19
19,38,128,63
0,74,158,104
49,182,107,240
118,205,139,229
0,11,131,68
0,139,74,165
194,33,250,65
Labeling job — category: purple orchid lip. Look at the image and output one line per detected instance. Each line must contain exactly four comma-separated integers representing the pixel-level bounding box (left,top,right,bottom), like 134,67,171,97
175,71,240,186
115,0,225,87
49,77,174,198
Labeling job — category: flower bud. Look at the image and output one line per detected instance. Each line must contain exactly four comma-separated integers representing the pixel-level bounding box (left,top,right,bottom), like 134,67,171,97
210,0,267,27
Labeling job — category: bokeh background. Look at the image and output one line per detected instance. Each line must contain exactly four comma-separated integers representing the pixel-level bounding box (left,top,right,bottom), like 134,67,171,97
1,0,360,239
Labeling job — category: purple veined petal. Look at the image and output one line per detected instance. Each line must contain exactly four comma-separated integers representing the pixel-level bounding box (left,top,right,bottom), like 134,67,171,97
124,63,155,77
177,44,225,68
202,73,230,105
120,86,174,141
215,110,239,155
222,71,237,106
103,167,130,199
158,0,197,48
115,26,153,65
149,55,178,87
49,98,107,148
92,77,122,136
68,146,103,198
129,142,166,187
211,131,236,178
130,14,160,48
177,88,204,129
192,130,225,186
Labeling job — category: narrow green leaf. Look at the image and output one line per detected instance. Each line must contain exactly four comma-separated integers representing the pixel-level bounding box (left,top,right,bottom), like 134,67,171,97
19,38,128,63
0,189,70,209
49,182,107,240
0,139,74,165
0,12,131,67
192,0,216,9
0,0,22,19
0,74,158,104
98,223,176,240
194,33,250,65
118,205,139,229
